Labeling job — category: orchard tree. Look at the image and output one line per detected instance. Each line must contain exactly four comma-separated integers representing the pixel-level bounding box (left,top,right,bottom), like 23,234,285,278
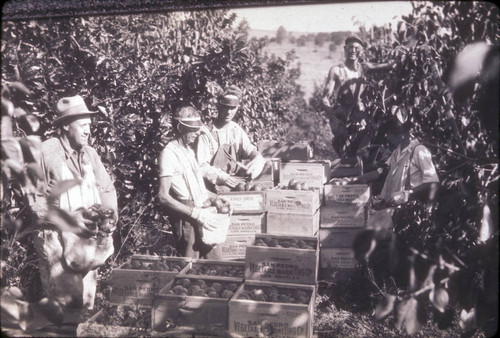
276,25,287,44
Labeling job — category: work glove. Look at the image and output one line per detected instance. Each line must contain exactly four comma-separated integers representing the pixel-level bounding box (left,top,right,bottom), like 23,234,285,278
246,155,266,180
191,207,219,231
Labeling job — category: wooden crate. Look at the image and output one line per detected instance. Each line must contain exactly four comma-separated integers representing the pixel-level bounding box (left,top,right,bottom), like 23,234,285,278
151,276,242,334
245,234,318,285
220,234,255,260
320,205,367,228
178,259,245,280
109,256,190,306
228,280,315,338
218,191,266,214
320,248,357,269
323,184,370,208
266,188,320,215
229,213,265,235
280,160,331,187
319,227,364,248
76,306,153,337
266,210,319,236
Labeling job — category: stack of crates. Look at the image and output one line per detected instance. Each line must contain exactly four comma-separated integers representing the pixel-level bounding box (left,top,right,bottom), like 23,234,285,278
319,183,370,275
218,189,267,260
228,233,319,338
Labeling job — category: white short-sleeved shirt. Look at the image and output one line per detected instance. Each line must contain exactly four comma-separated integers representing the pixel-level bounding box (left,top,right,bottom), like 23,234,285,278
159,139,209,207
196,121,257,168
380,139,439,202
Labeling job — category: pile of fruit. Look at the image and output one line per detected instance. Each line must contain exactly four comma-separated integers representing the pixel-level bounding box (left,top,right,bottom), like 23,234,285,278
121,259,187,272
237,285,311,304
184,263,244,278
82,203,116,233
276,179,316,191
231,182,265,192
164,278,240,299
202,196,231,214
97,305,151,328
253,237,316,249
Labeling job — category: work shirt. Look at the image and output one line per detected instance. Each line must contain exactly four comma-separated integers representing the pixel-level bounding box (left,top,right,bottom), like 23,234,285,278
379,139,439,203
34,137,117,215
159,139,209,207
330,63,365,112
196,121,256,173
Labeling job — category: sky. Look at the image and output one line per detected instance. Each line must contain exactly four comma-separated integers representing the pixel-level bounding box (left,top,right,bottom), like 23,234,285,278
230,1,413,33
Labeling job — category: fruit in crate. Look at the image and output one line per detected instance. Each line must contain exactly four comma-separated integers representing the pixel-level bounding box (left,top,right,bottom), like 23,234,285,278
164,279,240,299
275,180,316,191
96,305,151,328
231,182,265,192
121,259,186,272
253,237,316,249
184,263,244,278
237,286,311,304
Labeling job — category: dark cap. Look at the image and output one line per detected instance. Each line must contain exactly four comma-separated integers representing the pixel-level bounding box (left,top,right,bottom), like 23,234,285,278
345,36,365,47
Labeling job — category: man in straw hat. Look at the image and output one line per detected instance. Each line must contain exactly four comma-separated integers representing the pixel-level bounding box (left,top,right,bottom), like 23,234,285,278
158,106,229,259
196,85,266,186
322,36,393,158
32,95,118,310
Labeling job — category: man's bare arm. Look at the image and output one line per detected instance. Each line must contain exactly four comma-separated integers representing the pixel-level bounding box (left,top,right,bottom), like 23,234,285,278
158,176,194,219
322,67,338,108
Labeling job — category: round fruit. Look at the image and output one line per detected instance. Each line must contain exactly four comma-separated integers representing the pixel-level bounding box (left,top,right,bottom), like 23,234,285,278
288,179,297,188
219,206,230,214
291,182,302,190
244,182,252,191
251,184,263,191
221,290,234,298
235,183,245,191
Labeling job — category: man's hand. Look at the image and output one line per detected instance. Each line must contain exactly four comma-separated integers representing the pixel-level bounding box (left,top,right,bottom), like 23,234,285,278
220,173,238,189
322,97,331,108
246,155,266,179
390,190,412,206
71,208,95,228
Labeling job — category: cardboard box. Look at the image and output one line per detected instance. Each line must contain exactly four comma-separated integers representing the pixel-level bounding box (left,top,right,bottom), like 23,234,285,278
228,280,315,338
266,188,320,215
245,234,318,285
76,306,153,337
218,191,265,214
320,205,367,228
220,234,255,260
152,277,242,334
320,248,357,269
323,184,370,208
266,210,319,236
229,213,265,235
109,256,190,306
258,140,312,161
319,227,364,248
280,160,331,187
179,259,245,280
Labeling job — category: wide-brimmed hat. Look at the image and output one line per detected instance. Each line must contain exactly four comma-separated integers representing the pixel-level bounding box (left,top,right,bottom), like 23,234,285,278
218,85,242,108
345,35,365,47
53,95,97,125
173,106,203,129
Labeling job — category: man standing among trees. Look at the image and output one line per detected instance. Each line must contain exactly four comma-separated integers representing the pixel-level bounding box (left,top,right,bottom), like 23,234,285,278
158,106,226,259
322,36,392,158
33,95,118,310
196,85,266,186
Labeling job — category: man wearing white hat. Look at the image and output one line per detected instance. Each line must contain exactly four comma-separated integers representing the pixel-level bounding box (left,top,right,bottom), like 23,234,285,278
158,106,226,259
33,95,117,310
196,85,266,185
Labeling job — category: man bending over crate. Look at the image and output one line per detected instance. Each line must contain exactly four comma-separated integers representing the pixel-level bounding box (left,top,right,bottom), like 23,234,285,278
196,85,266,188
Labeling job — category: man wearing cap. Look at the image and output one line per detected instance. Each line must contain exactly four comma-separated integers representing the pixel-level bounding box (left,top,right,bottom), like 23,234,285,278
33,95,117,310
196,85,266,185
158,106,227,259
351,109,439,208
322,36,392,158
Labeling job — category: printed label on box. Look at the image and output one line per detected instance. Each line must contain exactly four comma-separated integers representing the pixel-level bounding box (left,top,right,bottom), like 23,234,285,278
229,214,265,235
324,184,370,207
320,206,366,228
320,248,357,269
219,192,265,214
